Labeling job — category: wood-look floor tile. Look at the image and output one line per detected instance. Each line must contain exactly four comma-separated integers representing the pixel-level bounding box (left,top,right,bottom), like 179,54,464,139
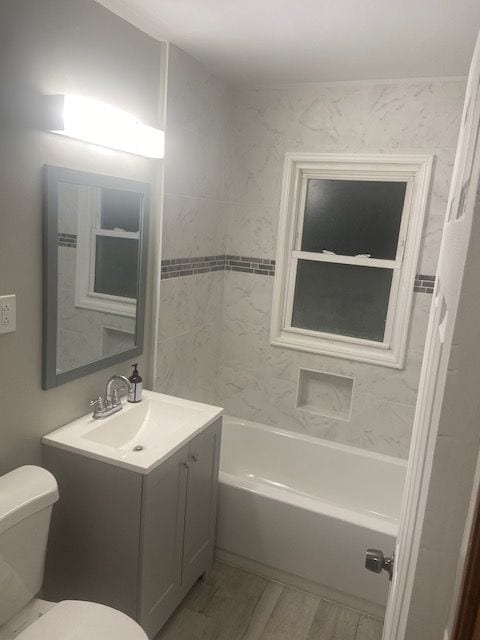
212,561,269,599
355,615,383,640
258,586,319,640
156,608,217,640
307,599,359,640
203,588,267,640
182,574,219,613
241,582,284,640
155,563,385,640
195,563,270,640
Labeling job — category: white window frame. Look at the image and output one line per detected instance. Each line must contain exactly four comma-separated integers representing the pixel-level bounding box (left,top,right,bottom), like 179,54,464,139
270,153,433,369
75,186,138,319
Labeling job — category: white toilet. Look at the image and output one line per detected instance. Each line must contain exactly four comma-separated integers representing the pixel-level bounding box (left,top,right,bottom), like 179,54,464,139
0,465,148,640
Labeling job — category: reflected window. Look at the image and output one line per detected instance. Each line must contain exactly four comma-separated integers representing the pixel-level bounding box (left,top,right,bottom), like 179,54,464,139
75,186,142,318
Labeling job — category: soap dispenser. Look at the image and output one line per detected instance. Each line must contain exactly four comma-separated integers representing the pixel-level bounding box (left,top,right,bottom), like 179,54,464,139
128,363,143,403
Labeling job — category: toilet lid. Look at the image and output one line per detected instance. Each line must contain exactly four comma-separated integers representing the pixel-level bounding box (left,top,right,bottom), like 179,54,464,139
14,601,148,640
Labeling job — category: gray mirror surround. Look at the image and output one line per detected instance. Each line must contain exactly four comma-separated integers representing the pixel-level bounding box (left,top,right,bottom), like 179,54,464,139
42,165,149,389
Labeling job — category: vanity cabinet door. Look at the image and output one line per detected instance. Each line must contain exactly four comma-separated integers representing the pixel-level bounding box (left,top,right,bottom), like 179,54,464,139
138,443,189,637
182,419,221,589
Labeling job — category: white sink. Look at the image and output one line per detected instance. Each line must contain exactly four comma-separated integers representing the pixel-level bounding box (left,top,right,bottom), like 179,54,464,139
42,390,223,474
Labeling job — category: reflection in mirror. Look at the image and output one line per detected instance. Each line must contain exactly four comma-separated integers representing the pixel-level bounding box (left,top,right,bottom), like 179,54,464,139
43,166,149,389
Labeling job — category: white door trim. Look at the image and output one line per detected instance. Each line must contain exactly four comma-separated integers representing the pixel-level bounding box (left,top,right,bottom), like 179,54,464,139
383,30,480,640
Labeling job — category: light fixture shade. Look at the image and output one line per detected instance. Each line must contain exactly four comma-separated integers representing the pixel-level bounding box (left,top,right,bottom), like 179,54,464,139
48,95,164,159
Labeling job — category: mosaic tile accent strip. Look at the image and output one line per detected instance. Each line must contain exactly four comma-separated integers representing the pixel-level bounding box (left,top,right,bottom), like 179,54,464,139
414,274,436,294
160,254,435,294
57,232,77,248
161,255,226,279
225,255,275,276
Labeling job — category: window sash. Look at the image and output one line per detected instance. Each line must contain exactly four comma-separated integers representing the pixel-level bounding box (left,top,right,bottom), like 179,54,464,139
281,172,413,349
283,255,402,348
74,185,138,318
294,174,413,260
88,228,139,302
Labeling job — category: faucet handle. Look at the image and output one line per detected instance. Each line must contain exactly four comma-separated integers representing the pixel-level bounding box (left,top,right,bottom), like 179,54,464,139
90,395,105,412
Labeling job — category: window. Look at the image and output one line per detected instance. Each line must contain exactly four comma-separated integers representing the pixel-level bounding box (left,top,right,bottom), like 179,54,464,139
271,153,433,368
75,186,142,318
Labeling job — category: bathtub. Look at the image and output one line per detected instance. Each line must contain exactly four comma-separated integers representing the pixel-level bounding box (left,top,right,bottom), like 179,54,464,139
216,416,407,617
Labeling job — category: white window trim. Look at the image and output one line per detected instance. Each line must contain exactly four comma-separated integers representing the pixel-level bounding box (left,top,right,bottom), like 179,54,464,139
75,186,137,319
270,153,433,369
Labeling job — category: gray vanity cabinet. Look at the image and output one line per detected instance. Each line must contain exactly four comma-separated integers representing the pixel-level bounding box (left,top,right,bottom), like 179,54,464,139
43,418,221,639
138,445,188,635
182,423,221,589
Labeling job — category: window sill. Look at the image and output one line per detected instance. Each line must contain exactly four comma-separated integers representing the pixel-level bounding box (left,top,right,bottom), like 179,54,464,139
75,294,136,319
270,329,405,369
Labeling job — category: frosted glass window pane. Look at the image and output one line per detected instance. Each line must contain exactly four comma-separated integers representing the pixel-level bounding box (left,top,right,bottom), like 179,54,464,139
94,236,138,299
291,260,393,341
301,179,406,259
101,188,141,232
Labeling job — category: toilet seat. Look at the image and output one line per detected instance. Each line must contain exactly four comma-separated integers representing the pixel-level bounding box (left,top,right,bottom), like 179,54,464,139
14,600,148,640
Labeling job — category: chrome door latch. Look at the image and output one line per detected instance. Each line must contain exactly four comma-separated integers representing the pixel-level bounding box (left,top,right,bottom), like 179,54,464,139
365,548,394,581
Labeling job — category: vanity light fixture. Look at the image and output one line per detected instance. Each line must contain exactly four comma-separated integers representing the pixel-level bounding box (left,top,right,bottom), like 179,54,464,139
47,94,164,158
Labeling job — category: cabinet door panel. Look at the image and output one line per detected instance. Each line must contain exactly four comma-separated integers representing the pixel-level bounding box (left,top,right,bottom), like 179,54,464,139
43,447,142,618
139,444,188,637
182,419,221,588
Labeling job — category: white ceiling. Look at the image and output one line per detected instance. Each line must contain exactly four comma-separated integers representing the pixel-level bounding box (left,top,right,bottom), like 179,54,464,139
96,0,480,84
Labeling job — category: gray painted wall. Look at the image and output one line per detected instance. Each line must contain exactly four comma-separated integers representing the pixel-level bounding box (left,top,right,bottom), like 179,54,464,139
0,0,162,472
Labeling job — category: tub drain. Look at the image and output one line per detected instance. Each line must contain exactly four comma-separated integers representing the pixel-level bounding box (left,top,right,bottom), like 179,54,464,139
133,445,144,452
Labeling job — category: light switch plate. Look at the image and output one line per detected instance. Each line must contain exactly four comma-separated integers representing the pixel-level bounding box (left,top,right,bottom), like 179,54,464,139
0,294,16,334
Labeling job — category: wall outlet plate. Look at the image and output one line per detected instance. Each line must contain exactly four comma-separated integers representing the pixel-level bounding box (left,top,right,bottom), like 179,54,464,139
0,294,16,334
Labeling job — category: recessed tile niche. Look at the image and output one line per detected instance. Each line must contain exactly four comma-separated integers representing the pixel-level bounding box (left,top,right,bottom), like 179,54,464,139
296,368,354,421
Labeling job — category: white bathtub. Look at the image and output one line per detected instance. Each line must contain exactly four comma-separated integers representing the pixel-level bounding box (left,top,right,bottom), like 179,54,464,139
216,416,407,617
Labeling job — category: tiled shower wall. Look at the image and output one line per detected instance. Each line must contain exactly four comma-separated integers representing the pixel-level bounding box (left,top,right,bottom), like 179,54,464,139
219,80,465,458
154,46,466,458
154,45,229,403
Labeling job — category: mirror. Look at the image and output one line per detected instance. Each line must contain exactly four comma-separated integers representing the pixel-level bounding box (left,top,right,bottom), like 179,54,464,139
42,166,149,389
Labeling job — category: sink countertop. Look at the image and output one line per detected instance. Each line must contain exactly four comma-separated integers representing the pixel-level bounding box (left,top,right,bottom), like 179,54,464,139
42,390,223,474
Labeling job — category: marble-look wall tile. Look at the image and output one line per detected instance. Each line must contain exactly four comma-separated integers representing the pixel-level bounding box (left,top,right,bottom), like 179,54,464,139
216,79,465,458
362,82,465,151
155,45,230,404
218,362,415,458
162,44,231,257
158,271,222,340
217,273,423,458
217,365,300,430
225,203,278,259
162,195,227,261
222,271,274,326
164,126,228,201
156,59,464,457
165,45,231,140
155,270,224,405
156,320,221,405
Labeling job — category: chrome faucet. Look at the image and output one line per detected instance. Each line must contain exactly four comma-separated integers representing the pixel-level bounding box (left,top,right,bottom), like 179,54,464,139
90,375,132,419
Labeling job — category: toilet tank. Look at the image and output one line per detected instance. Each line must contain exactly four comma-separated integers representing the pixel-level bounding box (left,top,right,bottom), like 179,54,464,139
0,466,59,626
